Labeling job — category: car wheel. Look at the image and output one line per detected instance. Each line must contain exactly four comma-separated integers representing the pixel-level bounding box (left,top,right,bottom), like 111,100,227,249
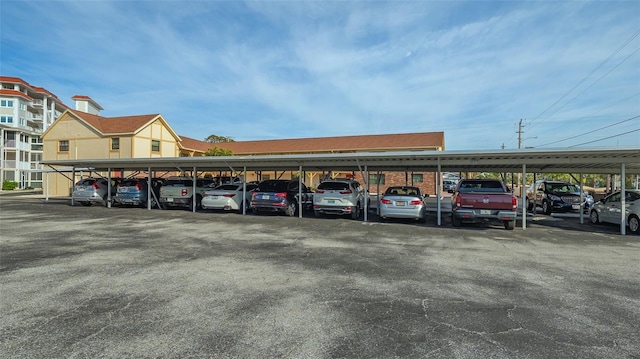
504,220,515,230
252,207,260,215
286,201,297,217
314,210,324,218
196,195,203,210
542,200,552,215
237,200,249,214
526,198,534,211
589,210,600,224
628,214,639,234
81,201,92,207
351,203,361,220
451,214,462,227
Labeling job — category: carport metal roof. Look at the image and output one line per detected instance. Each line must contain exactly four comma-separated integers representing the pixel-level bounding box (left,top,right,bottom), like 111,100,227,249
42,147,640,174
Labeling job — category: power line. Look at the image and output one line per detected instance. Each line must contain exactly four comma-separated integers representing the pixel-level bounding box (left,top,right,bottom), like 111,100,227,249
568,128,640,148
528,29,640,130
537,115,640,147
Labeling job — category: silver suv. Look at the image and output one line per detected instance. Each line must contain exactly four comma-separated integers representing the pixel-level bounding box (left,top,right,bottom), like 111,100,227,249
72,177,120,206
313,178,364,219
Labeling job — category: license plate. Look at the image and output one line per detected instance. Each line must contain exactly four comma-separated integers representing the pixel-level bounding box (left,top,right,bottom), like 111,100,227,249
572,204,580,210
396,201,406,206
262,195,270,200
480,209,491,215
211,195,218,199
328,199,335,204
166,198,174,202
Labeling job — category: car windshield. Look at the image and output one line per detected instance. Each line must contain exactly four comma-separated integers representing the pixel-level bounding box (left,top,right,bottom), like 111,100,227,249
318,182,350,190
547,183,579,193
385,187,420,196
458,181,505,193
258,181,288,192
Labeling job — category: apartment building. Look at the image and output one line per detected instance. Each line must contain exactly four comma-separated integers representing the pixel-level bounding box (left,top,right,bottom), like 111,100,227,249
0,76,68,189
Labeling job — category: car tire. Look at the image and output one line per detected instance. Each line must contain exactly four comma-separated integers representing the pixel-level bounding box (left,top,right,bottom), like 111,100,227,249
351,203,361,220
286,201,297,217
237,200,249,214
589,210,600,224
196,195,203,210
628,214,639,234
542,200,552,215
504,220,515,230
314,210,323,218
451,214,462,227
81,201,92,207
252,207,260,215
526,198,534,211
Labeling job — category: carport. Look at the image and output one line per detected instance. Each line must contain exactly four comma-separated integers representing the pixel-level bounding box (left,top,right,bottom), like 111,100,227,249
42,147,640,235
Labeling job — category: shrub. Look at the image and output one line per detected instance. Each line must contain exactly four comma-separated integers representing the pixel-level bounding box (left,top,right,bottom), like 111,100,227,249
2,181,19,190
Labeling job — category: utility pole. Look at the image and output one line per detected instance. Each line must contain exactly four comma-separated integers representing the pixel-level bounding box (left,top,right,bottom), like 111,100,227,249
517,118,524,149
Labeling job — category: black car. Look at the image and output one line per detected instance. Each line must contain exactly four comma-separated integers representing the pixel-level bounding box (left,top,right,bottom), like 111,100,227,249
526,180,592,214
251,180,313,216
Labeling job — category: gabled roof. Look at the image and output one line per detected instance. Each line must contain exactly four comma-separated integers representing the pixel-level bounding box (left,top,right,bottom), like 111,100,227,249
214,132,445,154
178,136,212,152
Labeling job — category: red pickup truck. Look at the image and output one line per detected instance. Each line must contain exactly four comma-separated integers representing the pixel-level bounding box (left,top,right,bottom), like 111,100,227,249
450,179,518,230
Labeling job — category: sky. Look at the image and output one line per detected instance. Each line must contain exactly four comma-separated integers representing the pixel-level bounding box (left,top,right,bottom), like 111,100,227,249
1,0,639,150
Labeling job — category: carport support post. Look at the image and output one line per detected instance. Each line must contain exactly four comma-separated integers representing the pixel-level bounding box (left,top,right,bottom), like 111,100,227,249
45,172,49,202
364,165,368,222
621,163,626,235
298,165,303,219
579,173,584,224
147,167,152,210
192,167,197,213
522,164,526,230
437,158,442,226
107,168,112,208
71,166,75,206
242,166,247,215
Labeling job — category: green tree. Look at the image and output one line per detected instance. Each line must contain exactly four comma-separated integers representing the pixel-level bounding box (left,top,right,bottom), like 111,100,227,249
205,146,233,156
205,134,235,143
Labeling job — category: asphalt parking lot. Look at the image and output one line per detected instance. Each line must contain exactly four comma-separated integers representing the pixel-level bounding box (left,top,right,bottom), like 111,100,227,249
1,193,639,358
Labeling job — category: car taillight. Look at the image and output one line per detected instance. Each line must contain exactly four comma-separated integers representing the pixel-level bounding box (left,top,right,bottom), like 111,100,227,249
381,199,392,204
181,189,188,196
315,189,325,193
339,190,352,194
222,194,235,198
410,200,422,205
135,182,143,190
512,196,518,211
455,196,461,208
275,192,287,198
92,182,100,189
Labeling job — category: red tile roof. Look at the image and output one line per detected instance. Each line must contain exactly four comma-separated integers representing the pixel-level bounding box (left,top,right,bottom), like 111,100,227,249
0,89,32,101
1,76,68,108
70,110,161,134
179,136,212,152
214,132,445,154
72,95,103,110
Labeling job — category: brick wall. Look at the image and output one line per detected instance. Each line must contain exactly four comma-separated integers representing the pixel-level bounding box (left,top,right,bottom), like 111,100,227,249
351,171,438,195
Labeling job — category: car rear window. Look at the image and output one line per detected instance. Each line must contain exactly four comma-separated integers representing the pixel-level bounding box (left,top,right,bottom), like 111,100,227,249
458,181,505,193
76,179,96,186
120,179,140,186
258,181,288,192
216,184,241,191
385,187,420,196
318,182,350,191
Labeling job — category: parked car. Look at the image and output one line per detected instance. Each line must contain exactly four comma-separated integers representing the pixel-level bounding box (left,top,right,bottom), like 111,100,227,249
211,176,243,187
313,178,364,219
443,179,458,192
526,180,593,214
451,179,517,230
159,176,216,210
201,183,258,213
114,178,165,208
589,190,640,234
72,177,120,207
378,186,427,222
251,180,313,216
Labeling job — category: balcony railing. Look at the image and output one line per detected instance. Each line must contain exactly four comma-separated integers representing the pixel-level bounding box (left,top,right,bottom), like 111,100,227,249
2,160,16,168
32,99,43,107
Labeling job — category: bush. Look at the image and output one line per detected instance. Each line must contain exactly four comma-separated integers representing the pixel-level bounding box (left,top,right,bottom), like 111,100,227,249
2,181,19,190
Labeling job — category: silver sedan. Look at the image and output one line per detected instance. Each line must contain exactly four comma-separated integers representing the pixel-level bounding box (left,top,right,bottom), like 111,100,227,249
590,189,640,234
201,183,258,213
379,186,427,222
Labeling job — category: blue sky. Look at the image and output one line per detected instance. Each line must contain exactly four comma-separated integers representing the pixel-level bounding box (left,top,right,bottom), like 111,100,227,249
2,0,639,150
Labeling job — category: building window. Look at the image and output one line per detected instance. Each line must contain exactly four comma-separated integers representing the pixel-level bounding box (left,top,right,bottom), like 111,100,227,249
59,140,69,152
0,116,13,123
412,173,424,183
151,140,160,152
111,138,120,150
369,174,385,185
0,100,14,107
19,118,25,126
